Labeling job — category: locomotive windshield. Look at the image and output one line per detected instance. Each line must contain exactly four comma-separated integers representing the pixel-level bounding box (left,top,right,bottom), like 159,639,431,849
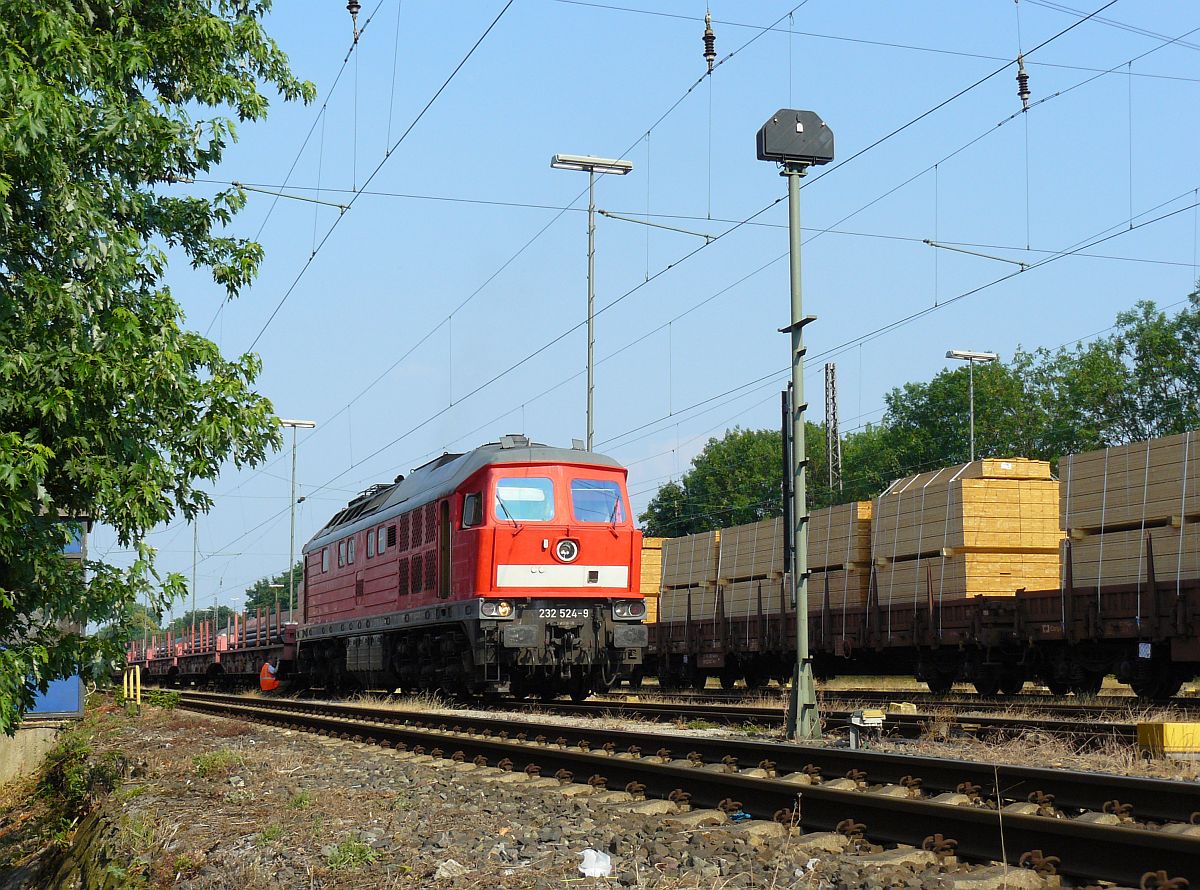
494,477,555,522
571,479,626,523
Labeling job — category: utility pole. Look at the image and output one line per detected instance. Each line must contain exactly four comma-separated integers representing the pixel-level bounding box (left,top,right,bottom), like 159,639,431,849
825,362,842,492
280,418,316,618
190,522,197,646
550,154,633,449
757,109,834,741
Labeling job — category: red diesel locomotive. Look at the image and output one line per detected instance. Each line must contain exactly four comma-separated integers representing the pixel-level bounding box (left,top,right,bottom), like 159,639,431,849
296,436,647,699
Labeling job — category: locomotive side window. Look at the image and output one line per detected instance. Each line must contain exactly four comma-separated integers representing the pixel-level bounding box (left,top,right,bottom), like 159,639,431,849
367,530,375,558
462,493,482,528
338,540,346,567
348,537,355,564
571,479,626,523
377,526,386,554
322,547,329,572
494,477,555,522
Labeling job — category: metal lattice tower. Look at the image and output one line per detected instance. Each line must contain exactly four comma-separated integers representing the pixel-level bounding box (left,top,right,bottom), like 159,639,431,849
825,363,842,492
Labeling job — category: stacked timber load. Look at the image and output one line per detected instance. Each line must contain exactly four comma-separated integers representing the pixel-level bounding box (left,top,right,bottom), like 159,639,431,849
719,517,787,621
640,537,664,624
658,530,720,623
872,458,1062,607
1062,431,1200,588
807,501,874,614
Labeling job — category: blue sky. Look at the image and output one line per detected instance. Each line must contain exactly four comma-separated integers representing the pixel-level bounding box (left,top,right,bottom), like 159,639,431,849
90,1,1200,620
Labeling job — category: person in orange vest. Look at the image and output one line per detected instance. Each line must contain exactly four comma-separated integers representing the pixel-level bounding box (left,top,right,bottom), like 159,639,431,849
259,658,280,692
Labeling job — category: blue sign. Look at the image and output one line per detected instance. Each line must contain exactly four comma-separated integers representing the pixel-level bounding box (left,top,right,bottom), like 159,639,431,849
29,676,84,717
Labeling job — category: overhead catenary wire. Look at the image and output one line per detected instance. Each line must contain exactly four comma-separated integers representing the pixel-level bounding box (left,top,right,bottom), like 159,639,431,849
181,0,1174,584
209,0,1154,503
202,0,390,339
245,0,517,352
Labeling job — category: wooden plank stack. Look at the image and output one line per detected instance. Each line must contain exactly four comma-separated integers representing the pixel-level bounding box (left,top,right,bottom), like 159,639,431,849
872,458,1062,606
808,501,873,614
659,530,721,622
1062,431,1200,588
717,517,782,583
656,504,875,621
640,536,663,624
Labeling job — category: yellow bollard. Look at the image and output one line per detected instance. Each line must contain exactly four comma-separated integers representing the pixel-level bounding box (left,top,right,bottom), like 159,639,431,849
134,665,142,710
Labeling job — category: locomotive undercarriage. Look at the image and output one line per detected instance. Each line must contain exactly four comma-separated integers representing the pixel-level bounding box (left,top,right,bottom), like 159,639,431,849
296,599,646,699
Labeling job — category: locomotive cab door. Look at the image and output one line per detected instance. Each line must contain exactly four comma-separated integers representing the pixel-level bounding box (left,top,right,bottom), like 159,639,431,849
438,500,451,598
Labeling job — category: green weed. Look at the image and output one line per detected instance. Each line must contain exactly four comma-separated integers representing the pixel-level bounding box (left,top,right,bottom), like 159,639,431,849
326,839,378,870
256,824,285,845
192,749,243,778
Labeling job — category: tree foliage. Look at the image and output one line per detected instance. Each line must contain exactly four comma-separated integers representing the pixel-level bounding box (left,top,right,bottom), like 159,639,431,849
243,561,302,614
641,292,1200,537
0,1,313,733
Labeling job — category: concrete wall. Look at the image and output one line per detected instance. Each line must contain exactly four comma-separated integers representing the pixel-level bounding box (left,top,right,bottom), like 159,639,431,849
0,720,65,783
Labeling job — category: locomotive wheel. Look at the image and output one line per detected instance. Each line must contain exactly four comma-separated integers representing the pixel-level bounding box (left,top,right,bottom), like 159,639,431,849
742,670,767,691
998,671,1025,696
924,673,953,695
972,675,1001,697
1070,672,1104,696
719,667,740,691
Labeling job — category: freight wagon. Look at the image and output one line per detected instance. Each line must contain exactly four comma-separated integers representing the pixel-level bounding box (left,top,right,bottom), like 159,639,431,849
643,431,1200,699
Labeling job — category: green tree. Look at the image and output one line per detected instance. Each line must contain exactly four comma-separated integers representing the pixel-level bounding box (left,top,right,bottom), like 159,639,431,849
96,601,160,644
0,2,313,733
640,428,778,536
640,292,1200,540
244,561,302,613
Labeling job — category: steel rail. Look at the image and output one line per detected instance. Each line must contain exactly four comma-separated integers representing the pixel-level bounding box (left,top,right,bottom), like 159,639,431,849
180,692,1190,823
528,698,1139,742
177,693,1200,886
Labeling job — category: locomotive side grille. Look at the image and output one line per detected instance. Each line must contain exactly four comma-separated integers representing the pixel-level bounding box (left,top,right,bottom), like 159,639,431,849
424,551,437,590
411,554,423,593
424,503,436,544
397,557,409,595
411,510,422,547
387,524,397,549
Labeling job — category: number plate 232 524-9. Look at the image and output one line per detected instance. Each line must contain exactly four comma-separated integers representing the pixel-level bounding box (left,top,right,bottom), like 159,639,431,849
538,607,590,621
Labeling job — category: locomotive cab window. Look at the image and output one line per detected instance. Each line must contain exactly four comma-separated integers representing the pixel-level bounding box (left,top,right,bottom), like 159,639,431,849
338,540,346,567
462,492,482,528
494,477,555,522
571,479,626,523
322,547,329,572
377,526,386,554
367,531,375,558
347,537,355,564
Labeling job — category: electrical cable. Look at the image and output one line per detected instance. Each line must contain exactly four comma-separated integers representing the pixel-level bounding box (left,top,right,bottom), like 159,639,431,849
245,0,517,352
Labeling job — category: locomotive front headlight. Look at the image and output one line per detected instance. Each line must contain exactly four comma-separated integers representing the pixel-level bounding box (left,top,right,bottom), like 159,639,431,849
480,599,515,619
554,538,579,563
613,600,647,620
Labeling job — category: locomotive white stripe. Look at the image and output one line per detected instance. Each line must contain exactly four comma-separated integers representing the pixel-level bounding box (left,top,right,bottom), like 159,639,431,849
495,564,629,588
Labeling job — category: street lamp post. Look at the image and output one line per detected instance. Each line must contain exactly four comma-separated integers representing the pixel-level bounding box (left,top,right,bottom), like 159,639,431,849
279,418,316,617
757,110,834,742
945,350,998,462
549,154,633,450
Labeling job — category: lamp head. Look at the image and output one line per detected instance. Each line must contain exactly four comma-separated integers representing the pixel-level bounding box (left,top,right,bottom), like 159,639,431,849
550,154,633,175
945,349,999,363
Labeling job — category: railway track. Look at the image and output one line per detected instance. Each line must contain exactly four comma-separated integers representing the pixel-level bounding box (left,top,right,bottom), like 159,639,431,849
177,691,1199,885
614,686,1200,715
558,697,1140,742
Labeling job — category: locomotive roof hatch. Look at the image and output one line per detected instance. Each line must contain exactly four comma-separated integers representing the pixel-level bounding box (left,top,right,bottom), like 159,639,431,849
303,440,625,553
